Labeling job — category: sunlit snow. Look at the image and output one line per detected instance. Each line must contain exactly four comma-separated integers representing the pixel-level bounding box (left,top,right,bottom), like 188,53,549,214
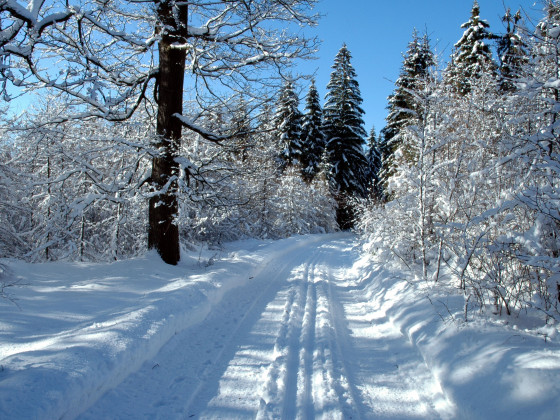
0,234,558,419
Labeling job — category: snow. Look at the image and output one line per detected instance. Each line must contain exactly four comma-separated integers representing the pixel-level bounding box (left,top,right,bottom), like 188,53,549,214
548,27,560,39
3,0,34,23
1,234,559,419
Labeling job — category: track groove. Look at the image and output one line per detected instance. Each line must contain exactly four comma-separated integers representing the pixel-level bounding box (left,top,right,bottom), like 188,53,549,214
77,236,450,420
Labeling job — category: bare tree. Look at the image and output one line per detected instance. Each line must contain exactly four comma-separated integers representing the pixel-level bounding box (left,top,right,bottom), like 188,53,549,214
0,0,319,264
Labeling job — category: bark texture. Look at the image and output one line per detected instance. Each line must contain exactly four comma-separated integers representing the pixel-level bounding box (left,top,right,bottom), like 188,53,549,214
148,2,188,265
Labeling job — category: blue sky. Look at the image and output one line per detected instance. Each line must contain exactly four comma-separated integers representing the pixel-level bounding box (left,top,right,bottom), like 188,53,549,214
299,0,543,136
6,0,542,133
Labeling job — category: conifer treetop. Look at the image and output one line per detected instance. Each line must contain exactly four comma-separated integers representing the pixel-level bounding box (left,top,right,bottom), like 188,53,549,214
446,0,496,95
274,79,304,170
300,78,326,182
323,43,369,219
324,44,366,139
384,29,434,144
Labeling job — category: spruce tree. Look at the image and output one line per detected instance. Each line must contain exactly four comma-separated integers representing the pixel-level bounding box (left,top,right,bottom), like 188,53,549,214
274,80,303,171
323,44,369,229
446,0,497,95
497,9,528,92
384,30,434,142
300,79,326,183
230,98,252,163
366,126,383,199
381,30,434,197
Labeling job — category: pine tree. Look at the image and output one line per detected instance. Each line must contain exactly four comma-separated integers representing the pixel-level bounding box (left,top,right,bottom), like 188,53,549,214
230,98,252,163
323,44,369,229
497,9,528,92
366,126,383,199
384,30,434,142
300,79,326,183
446,0,497,95
357,2,560,316
381,30,435,197
274,80,303,171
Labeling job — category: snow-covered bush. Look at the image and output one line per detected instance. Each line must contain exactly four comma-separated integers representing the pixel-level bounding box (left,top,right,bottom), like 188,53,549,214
358,4,560,321
178,114,337,245
1,100,152,261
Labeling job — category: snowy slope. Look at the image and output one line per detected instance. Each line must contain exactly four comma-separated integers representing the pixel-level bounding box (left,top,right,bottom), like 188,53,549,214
339,255,560,420
0,234,559,419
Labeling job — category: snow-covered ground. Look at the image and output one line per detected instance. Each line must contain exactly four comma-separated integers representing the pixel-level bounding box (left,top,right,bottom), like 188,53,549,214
0,234,558,419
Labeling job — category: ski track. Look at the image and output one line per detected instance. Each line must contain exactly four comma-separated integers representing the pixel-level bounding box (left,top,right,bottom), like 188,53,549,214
77,236,449,419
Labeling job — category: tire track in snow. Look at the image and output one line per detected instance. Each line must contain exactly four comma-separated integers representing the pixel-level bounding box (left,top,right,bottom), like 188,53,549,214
179,261,292,417
79,234,449,420
255,283,299,419
197,239,366,420
325,241,449,419
187,245,321,419
312,279,345,418
292,243,366,420
256,248,320,419
296,275,317,420
322,266,366,420
194,240,334,419
78,237,329,420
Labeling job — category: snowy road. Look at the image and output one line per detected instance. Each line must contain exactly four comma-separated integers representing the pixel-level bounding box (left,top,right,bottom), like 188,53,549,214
78,235,449,419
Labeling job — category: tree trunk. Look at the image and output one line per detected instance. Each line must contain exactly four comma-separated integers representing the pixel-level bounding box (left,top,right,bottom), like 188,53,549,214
335,193,355,230
148,4,188,265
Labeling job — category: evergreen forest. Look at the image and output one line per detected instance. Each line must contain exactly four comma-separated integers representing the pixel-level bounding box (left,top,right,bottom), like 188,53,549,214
1,0,559,321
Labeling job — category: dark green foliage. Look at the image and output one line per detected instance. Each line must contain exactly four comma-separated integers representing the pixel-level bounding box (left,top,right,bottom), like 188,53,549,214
323,44,369,228
300,79,326,183
497,9,528,92
274,80,303,171
366,126,383,199
445,0,497,95
381,30,434,197
384,30,434,142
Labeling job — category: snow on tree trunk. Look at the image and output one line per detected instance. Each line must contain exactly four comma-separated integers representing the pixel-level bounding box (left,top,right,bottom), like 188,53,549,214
148,32,187,265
